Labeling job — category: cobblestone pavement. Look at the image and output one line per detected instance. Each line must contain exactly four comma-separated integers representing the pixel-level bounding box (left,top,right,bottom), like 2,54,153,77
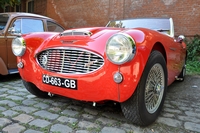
0,74,200,133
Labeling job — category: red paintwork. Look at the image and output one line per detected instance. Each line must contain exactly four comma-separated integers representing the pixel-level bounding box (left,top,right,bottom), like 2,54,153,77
17,27,187,102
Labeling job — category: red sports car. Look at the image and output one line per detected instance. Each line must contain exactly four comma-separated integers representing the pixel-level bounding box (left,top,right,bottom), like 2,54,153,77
12,18,187,126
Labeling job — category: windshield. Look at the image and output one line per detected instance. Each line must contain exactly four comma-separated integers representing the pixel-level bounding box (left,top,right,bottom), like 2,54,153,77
0,14,9,31
106,18,170,31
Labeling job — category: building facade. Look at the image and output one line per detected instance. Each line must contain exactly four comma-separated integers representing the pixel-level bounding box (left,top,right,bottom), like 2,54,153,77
1,0,199,37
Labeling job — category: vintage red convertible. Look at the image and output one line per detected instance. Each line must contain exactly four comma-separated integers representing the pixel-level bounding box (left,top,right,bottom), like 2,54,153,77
12,18,187,126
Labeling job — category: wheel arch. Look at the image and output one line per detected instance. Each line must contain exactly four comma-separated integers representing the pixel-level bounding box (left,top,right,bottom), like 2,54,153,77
151,42,167,63
0,57,8,75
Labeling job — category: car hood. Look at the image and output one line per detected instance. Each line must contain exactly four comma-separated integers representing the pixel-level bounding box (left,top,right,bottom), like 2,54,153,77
37,27,145,56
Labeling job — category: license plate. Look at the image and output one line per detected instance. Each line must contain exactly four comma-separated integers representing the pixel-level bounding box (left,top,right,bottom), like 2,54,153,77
42,74,77,90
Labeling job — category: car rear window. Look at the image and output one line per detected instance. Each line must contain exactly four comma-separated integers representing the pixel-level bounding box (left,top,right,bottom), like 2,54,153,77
0,14,9,30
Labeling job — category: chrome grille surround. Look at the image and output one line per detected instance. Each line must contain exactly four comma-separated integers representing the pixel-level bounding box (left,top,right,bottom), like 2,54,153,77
36,47,104,74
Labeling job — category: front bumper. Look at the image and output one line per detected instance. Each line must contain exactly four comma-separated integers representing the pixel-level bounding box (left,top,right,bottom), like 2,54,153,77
18,53,143,102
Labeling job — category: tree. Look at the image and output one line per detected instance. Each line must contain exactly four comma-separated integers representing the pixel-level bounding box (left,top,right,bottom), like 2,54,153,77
0,0,21,9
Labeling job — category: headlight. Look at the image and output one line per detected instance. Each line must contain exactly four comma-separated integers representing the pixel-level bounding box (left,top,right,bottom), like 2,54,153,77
106,33,136,65
12,37,26,56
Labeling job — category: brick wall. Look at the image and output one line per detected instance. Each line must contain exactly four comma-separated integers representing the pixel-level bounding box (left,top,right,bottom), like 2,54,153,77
29,0,200,37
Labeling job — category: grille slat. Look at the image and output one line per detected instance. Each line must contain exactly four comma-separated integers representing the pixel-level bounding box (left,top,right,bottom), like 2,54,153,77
37,48,104,74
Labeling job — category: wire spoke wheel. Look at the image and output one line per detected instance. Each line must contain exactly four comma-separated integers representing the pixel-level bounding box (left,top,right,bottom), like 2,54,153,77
145,63,165,114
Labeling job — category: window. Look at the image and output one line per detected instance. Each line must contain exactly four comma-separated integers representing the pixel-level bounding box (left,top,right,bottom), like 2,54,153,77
14,4,21,12
26,0,34,13
47,21,64,32
4,5,11,12
9,18,44,34
0,14,9,30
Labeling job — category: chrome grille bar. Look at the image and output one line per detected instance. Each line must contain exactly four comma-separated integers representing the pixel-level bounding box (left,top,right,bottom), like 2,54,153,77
37,48,104,74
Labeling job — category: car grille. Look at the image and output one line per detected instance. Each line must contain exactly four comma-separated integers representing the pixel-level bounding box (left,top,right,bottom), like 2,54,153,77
36,48,104,74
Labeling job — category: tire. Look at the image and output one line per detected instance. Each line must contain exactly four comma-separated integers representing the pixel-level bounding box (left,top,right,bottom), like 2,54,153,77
22,80,49,98
121,51,167,126
177,61,186,81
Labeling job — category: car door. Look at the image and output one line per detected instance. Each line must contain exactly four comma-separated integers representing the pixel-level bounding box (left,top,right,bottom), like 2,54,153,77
0,14,9,74
6,17,45,69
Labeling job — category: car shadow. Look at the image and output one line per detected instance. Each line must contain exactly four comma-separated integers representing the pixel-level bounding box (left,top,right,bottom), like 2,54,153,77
0,73,21,82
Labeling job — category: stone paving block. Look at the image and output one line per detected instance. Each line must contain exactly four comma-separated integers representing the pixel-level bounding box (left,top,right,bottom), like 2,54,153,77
0,88,8,93
17,87,28,92
101,127,126,133
102,112,127,122
50,123,72,133
12,105,37,113
57,116,78,124
185,111,200,118
96,117,117,125
156,117,182,127
34,102,49,109
178,115,200,123
0,94,8,98
67,105,83,111
78,120,99,129
24,129,43,133
84,108,99,115
184,122,200,132
0,118,12,127
13,114,34,123
0,100,17,107
2,110,19,117
164,108,182,114
0,106,6,111
26,94,37,99
82,114,95,120
161,112,175,118
15,92,27,96
29,119,51,128
7,95,24,101
7,90,17,94
76,130,89,133
33,110,59,120
49,107,62,112
120,123,144,133
61,109,79,117
2,123,25,133
22,99,38,105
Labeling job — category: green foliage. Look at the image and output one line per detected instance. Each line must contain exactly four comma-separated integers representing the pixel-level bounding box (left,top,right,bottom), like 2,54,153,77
185,35,200,75
0,0,20,8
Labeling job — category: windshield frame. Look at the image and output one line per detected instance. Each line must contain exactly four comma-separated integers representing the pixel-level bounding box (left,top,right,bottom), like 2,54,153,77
106,18,174,37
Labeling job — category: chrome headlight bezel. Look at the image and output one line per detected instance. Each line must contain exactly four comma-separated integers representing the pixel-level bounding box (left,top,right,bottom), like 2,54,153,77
12,37,26,56
106,33,136,65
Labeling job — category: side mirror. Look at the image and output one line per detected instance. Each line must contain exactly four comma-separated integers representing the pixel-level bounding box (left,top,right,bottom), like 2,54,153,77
8,27,15,33
177,35,185,43
8,27,21,35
